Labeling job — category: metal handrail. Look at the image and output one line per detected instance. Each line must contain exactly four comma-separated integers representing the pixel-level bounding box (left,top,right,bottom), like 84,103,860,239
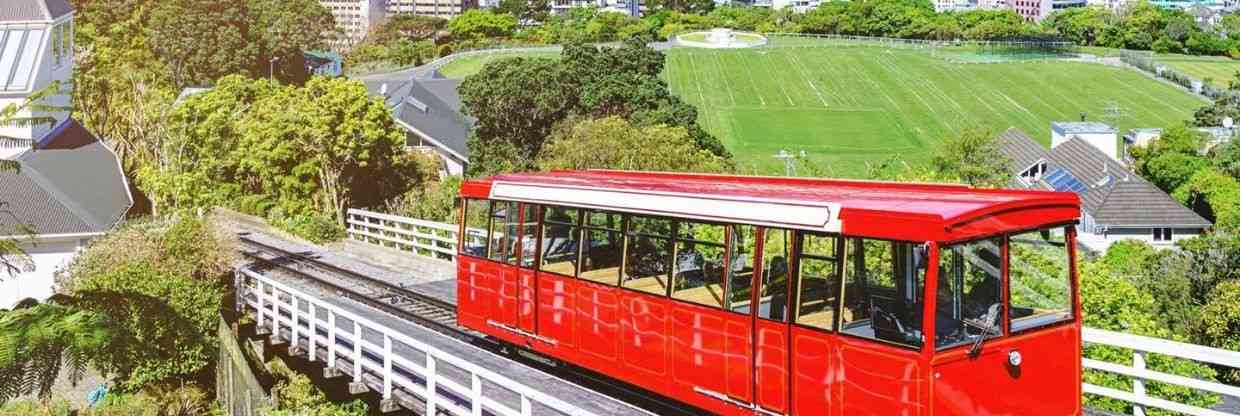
238,267,616,416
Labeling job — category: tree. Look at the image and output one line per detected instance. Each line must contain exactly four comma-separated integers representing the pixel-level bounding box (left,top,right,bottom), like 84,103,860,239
460,56,579,163
1079,260,1221,414
238,77,418,225
1131,125,1210,193
147,0,254,88
647,0,716,14
1211,137,1240,178
367,13,446,44
537,116,731,172
1198,280,1240,383
448,10,518,41
1172,167,1240,229
930,127,1012,188
497,0,550,25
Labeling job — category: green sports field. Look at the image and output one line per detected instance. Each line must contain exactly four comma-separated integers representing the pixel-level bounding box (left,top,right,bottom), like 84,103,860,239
1154,54,1240,88
664,45,1207,176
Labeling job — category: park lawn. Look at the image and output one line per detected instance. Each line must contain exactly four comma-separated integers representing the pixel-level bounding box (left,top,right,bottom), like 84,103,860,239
663,45,1207,176
438,51,560,78
1154,54,1240,87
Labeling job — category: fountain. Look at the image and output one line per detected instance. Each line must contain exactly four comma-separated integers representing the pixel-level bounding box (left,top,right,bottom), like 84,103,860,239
675,28,768,49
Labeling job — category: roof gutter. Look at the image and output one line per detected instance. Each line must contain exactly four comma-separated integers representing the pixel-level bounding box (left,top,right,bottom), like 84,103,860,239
0,231,105,240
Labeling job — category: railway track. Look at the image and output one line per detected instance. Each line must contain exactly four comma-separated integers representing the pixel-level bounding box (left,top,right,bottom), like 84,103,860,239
235,232,706,416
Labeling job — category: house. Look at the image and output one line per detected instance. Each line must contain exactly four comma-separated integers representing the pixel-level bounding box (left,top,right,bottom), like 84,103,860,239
1187,4,1223,27
360,70,472,176
997,128,1211,252
1122,125,1236,160
0,0,133,308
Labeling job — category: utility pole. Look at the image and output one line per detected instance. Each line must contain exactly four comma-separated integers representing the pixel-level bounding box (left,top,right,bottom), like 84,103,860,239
269,56,280,83
774,149,800,176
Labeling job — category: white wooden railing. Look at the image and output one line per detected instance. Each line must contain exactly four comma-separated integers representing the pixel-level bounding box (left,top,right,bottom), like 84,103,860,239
1083,327,1240,416
346,208,485,262
237,267,611,416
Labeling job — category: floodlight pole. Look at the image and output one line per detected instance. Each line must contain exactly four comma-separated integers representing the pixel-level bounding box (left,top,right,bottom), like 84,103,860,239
774,149,797,176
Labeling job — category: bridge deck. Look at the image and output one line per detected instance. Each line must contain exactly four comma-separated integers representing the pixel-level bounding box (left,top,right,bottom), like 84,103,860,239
243,262,651,416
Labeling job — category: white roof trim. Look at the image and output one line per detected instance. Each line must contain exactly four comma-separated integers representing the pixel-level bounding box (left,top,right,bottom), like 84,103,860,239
489,182,842,232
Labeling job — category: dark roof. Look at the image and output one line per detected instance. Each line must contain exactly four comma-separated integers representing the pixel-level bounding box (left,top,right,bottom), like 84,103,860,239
996,128,1049,173
0,0,73,22
0,118,131,236
997,129,1211,228
363,77,471,161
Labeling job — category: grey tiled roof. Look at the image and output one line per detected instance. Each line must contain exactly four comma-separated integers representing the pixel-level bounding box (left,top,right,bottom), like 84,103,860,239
363,77,471,161
0,118,131,236
997,129,1211,229
0,0,73,22
996,128,1048,173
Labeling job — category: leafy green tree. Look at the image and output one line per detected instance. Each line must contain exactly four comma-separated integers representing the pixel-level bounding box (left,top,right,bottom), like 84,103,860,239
0,301,110,404
647,0,716,14
367,13,447,44
537,116,731,172
460,56,577,167
1079,260,1221,414
238,77,418,225
1210,134,1240,178
448,10,518,41
1172,167,1240,229
497,0,550,25
1131,125,1210,193
147,0,254,88
1198,280,1240,383
930,127,1012,188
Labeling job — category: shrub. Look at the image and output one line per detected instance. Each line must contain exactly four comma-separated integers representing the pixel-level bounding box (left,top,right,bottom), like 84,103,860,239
271,212,346,244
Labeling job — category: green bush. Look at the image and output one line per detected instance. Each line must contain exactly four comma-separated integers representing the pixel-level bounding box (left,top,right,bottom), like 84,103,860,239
273,213,346,244
1198,280,1240,384
267,359,367,416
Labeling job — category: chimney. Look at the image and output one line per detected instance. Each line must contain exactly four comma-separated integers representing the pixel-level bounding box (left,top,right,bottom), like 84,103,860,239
380,83,388,96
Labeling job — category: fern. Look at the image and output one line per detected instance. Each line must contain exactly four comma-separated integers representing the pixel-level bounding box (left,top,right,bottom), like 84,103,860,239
0,299,113,405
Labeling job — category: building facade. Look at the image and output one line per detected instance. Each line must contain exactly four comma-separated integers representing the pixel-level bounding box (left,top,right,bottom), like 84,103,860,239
386,0,478,18
1,0,132,308
547,0,641,16
321,0,387,48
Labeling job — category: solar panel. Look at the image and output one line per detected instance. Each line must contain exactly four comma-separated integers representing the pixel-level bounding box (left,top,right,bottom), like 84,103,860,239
1043,167,1087,194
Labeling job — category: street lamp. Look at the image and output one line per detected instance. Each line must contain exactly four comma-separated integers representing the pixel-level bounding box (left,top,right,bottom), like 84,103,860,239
269,56,280,83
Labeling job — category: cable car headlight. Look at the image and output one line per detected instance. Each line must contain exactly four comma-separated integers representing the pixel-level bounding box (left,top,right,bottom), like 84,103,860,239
1008,350,1023,367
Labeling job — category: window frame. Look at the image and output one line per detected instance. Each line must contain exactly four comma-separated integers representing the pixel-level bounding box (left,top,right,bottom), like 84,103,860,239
459,198,493,260
933,236,1006,351
620,214,676,297
538,205,585,278
790,231,844,334
835,236,929,350
578,209,626,286
1006,225,1076,335
668,220,730,309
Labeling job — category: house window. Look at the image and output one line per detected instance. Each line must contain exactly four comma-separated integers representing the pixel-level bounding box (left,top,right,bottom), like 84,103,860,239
1153,228,1174,242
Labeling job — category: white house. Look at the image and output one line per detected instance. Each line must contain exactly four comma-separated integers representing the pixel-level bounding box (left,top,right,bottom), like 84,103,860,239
998,127,1210,253
0,0,132,308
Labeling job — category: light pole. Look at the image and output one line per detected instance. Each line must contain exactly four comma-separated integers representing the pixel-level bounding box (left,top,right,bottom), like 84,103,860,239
269,56,280,83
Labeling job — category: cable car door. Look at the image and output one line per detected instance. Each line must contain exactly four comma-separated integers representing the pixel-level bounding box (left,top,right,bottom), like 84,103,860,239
515,204,538,334
751,228,792,415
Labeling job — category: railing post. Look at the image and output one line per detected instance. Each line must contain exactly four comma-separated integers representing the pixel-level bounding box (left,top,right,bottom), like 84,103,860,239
426,355,437,414
327,311,336,369
383,334,393,400
256,281,265,329
471,373,482,416
353,321,362,383
307,302,316,362
270,287,279,337
289,297,299,350
1133,350,1147,416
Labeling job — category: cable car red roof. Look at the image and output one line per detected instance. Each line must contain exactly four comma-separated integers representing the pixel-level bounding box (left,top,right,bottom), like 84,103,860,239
461,170,1080,241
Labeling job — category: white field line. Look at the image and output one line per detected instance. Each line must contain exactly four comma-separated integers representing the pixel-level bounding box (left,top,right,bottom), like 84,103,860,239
982,65,1072,120
924,58,1008,121
735,52,769,107
884,54,969,123
816,49,863,107
759,52,797,106
785,51,830,108
710,53,738,108
1021,64,1118,121
997,91,1037,118
838,51,927,146
871,53,945,121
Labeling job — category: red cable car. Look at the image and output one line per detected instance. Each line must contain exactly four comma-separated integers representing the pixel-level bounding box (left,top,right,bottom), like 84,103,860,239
456,170,1082,416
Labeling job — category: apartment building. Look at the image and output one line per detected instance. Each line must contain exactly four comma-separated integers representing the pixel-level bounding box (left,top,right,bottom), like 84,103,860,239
386,0,478,18
321,0,386,48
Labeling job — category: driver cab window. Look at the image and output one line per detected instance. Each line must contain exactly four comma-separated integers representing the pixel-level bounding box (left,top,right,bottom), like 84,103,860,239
839,238,928,348
935,238,1003,350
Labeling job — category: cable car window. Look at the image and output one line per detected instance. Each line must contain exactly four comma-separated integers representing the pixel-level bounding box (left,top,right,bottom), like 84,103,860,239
462,199,490,257
840,239,927,348
672,221,726,308
489,201,518,264
540,206,581,276
579,210,624,285
728,225,757,314
519,204,540,267
758,228,793,322
623,216,673,295
935,238,1003,350
795,232,840,331
1009,227,1072,332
